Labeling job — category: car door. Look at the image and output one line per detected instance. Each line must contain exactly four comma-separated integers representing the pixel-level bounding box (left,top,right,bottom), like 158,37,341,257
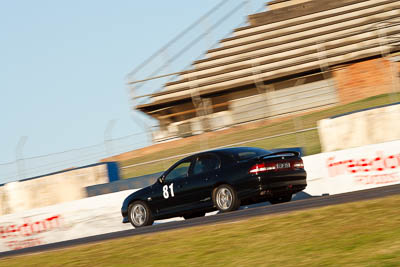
185,153,221,208
154,159,193,216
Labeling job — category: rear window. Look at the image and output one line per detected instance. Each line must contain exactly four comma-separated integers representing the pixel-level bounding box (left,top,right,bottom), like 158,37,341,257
237,151,260,160
224,148,270,161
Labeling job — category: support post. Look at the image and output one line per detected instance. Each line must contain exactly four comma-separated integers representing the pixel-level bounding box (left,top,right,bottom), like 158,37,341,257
15,136,28,180
104,119,117,156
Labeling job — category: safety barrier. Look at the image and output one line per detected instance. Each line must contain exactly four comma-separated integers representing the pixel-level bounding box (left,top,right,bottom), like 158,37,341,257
86,172,162,197
0,162,120,216
0,189,135,252
304,139,400,195
318,102,400,152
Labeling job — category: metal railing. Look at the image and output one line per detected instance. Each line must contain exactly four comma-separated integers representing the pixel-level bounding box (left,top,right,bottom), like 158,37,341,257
0,131,148,184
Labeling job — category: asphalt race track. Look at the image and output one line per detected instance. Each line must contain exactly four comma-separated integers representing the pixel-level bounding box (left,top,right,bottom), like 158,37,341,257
1,184,400,258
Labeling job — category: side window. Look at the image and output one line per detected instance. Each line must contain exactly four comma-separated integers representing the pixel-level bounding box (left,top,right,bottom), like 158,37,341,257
165,161,191,182
193,154,220,175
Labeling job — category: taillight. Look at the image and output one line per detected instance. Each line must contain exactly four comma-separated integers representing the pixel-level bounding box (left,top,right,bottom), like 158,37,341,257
249,158,304,174
293,159,304,169
249,163,276,174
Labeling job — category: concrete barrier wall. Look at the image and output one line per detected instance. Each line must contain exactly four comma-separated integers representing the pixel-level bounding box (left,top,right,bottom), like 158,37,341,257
1,141,400,252
0,189,136,252
86,172,162,197
318,103,400,152
304,139,400,195
0,162,120,216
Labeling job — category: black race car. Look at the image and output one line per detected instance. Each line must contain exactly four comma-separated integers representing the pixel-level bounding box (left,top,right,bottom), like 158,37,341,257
121,147,307,228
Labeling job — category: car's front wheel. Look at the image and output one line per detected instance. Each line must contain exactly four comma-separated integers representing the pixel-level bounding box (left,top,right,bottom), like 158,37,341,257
128,201,154,228
213,184,240,212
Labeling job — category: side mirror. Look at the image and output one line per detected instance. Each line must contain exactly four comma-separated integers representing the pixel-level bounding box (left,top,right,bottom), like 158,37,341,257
158,176,164,184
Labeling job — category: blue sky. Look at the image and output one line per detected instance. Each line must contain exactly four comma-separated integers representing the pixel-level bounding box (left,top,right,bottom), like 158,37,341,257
0,0,267,164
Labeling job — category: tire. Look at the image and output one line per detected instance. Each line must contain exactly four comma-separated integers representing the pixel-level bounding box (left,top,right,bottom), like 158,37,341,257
183,212,206,220
269,194,292,205
128,201,154,228
213,184,240,212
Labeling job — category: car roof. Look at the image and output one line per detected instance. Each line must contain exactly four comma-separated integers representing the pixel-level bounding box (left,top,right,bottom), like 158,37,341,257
172,147,270,167
211,146,267,152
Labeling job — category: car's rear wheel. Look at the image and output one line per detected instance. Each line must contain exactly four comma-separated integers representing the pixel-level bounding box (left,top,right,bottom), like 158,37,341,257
183,212,205,220
213,184,240,212
269,194,292,204
128,201,154,228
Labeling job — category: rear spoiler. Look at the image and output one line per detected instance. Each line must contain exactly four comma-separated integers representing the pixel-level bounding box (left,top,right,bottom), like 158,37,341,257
257,151,300,160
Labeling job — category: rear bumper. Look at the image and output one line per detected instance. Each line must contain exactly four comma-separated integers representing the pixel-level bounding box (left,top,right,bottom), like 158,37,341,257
264,177,307,192
238,169,307,199
260,169,306,187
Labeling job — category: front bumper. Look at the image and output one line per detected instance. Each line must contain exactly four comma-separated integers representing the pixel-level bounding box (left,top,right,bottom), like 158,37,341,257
121,207,129,223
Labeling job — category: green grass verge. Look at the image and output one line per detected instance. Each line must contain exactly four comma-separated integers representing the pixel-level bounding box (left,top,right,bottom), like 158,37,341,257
122,93,400,178
2,194,400,266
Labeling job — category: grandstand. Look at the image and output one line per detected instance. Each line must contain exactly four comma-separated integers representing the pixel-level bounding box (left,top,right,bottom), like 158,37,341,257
130,0,400,142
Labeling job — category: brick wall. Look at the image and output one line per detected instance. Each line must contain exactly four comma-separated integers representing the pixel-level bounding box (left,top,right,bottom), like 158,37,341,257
333,57,396,104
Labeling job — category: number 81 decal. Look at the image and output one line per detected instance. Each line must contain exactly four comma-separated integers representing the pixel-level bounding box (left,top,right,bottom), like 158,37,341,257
163,183,175,199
